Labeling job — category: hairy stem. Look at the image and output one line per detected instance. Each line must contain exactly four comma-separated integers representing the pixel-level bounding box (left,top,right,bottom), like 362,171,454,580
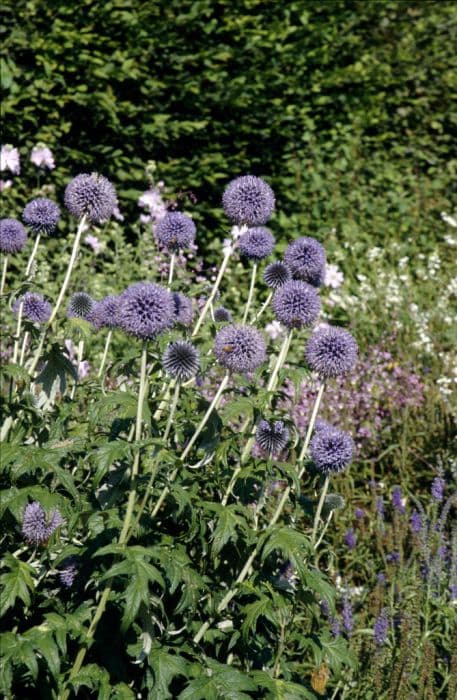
0,256,7,295
242,263,257,323
70,339,84,400
192,246,233,337
311,476,330,548
251,290,272,323
25,233,41,277
48,216,86,325
168,252,175,286
97,329,113,378
163,380,181,442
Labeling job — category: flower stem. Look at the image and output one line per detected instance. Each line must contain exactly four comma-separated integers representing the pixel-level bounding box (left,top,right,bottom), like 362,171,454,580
19,331,29,366
70,339,84,399
251,290,272,323
1,256,8,295
192,247,232,337
242,263,257,323
193,380,325,644
97,329,113,378
25,233,41,277
48,216,86,325
163,380,181,442
311,475,330,548
168,253,175,286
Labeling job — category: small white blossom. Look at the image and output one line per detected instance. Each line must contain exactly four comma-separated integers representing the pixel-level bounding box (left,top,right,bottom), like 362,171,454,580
84,234,102,254
0,179,12,191
30,144,55,170
265,320,285,340
0,144,20,174
324,263,344,289
440,212,457,228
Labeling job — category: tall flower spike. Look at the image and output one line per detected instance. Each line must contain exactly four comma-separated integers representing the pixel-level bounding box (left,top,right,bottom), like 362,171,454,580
306,326,358,378
0,218,27,254
22,198,61,236
272,279,321,328
310,425,354,475
68,292,95,320
214,324,266,374
284,236,326,286
64,173,117,223
263,261,291,289
255,419,289,455
238,226,275,261
13,292,52,324
162,340,200,380
155,212,196,252
222,175,275,226
117,282,174,340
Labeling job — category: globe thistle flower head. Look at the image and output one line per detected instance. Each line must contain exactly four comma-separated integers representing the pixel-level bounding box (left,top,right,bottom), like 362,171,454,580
214,306,232,323
272,280,321,328
255,419,289,456
22,502,64,545
162,340,200,380
68,292,95,320
118,282,174,340
214,324,266,374
22,197,60,236
322,493,346,516
263,261,291,289
310,425,354,475
284,237,326,286
13,292,51,324
59,557,79,588
64,173,117,223
0,218,27,254
155,212,196,252
238,226,275,261
172,292,194,326
222,175,275,226
305,326,358,378
90,295,120,329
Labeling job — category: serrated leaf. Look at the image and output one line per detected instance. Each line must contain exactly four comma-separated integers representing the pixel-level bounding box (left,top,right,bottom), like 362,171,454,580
147,646,188,699
211,506,246,555
240,595,275,641
0,555,35,615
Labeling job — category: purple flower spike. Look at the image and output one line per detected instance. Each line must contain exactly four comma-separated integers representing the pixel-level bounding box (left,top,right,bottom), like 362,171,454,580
59,556,79,588
284,236,326,287
214,324,266,374
0,218,27,254
342,596,353,637
344,528,357,550
391,486,405,514
306,326,358,378
431,475,445,502
410,509,422,534
272,279,321,329
374,609,389,646
222,175,275,226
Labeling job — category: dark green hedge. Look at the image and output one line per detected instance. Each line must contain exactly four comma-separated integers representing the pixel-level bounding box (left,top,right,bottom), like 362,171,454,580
1,0,456,239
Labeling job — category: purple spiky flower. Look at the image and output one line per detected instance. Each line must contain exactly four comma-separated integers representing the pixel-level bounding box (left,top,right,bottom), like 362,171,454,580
284,236,326,286
214,324,266,374
305,326,358,378
238,226,275,261
263,261,291,289
310,425,354,475
117,282,174,340
214,306,232,323
64,173,117,223
162,340,200,380
272,280,321,329
172,292,194,326
222,175,275,226
22,197,60,236
90,295,120,329
155,212,196,251
0,218,27,254
13,292,51,324
255,420,289,456
67,292,95,320
22,502,64,545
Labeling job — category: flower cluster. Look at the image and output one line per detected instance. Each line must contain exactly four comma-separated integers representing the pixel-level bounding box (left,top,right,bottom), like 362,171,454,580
22,502,64,545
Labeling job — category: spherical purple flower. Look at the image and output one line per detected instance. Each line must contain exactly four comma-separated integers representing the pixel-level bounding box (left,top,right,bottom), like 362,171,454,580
22,502,64,545
284,237,326,286
155,212,196,252
255,419,289,456
22,197,60,236
162,340,200,381
344,528,357,550
90,295,120,329
13,292,51,324
214,306,232,323
59,557,79,588
117,282,174,340
263,261,291,289
222,175,275,226
214,324,266,374
272,280,321,329
310,425,354,475
238,226,275,261
64,173,117,223
0,218,27,254
172,292,194,326
67,292,95,320
374,609,389,646
305,326,358,378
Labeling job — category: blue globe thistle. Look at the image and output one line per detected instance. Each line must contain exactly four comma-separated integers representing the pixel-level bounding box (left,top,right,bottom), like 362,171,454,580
22,502,64,545
90,294,120,329
284,237,326,286
263,261,291,289
322,493,346,517
305,326,358,378
310,425,354,475
162,340,200,380
238,226,275,261
67,292,95,320
117,282,174,340
173,292,194,326
155,212,196,252
214,306,232,323
255,419,289,455
22,197,61,236
0,218,27,254
222,175,275,226
59,556,79,588
272,280,321,328
64,173,117,223
13,292,52,324
214,324,266,374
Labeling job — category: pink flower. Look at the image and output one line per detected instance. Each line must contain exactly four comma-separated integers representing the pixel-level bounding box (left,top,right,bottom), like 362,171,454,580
84,234,102,254
0,144,20,175
30,144,55,170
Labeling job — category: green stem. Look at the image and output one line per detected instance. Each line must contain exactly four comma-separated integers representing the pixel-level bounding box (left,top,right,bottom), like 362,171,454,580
192,246,233,337
97,329,112,378
311,476,330,548
1,256,8,295
48,215,86,325
163,380,181,442
242,263,257,323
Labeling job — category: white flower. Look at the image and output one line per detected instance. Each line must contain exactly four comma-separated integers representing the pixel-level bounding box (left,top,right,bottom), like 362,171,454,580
0,179,12,191
440,212,457,228
0,144,20,175
138,188,167,221
324,263,344,289
265,320,285,340
444,234,457,247
30,144,55,170
222,238,233,256
231,224,247,241
84,234,102,254
112,204,124,222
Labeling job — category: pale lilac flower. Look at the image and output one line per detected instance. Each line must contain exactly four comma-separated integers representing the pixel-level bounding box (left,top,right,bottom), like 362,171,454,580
78,360,90,379
324,263,344,289
112,204,124,221
138,188,167,221
265,320,285,340
0,144,20,174
30,144,55,170
84,234,102,254
344,528,357,550
0,179,12,191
